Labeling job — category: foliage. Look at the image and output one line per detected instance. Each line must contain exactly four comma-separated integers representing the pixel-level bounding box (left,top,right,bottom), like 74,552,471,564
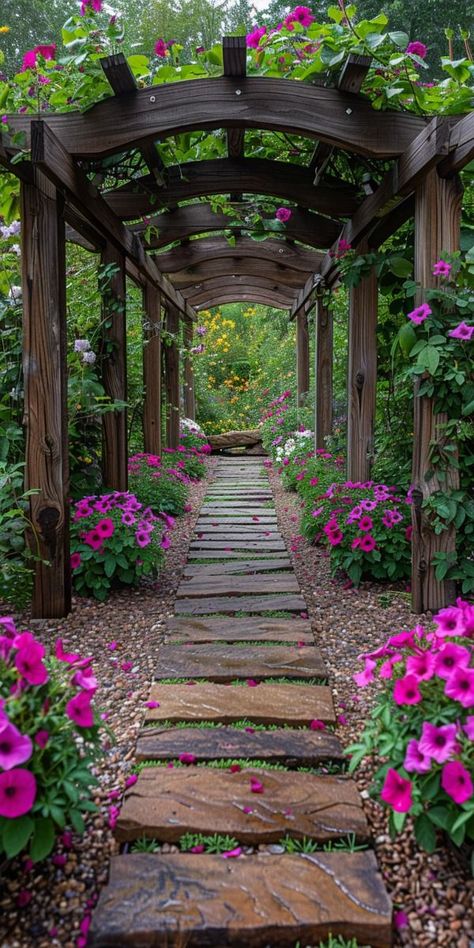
0,461,42,608
70,490,165,600
0,616,103,862
348,601,474,861
128,453,190,516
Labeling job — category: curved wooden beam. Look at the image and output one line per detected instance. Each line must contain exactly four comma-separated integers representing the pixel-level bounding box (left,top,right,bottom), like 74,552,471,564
183,275,297,303
5,78,427,159
167,258,310,289
133,202,342,250
155,236,323,274
106,159,359,219
195,290,291,310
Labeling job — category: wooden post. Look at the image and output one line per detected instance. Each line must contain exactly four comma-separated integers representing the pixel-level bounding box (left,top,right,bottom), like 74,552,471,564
411,169,462,613
296,305,310,407
100,242,127,490
143,283,162,455
183,317,196,420
165,304,180,448
347,255,377,481
21,173,71,618
315,296,333,449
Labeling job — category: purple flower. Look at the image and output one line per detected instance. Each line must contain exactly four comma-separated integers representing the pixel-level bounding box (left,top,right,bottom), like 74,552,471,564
432,259,452,278
404,738,432,773
418,722,457,763
406,41,427,59
246,25,266,48
74,339,91,353
275,207,292,222
448,322,474,341
0,769,37,818
407,303,431,325
0,720,33,770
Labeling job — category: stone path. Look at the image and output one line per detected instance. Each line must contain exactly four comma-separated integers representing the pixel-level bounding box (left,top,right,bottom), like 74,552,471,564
90,458,392,947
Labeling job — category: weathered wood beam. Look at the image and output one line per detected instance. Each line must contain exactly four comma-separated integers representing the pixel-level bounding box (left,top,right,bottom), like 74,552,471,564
3,78,427,159
165,305,180,448
223,37,247,164
347,248,377,482
105,158,360,220
289,273,321,320
171,258,311,290
21,172,71,618
438,111,474,176
154,236,324,274
315,297,333,449
143,284,162,455
100,54,165,186
296,305,310,407
30,120,195,319
183,274,298,303
411,169,463,613
183,317,196,420
132,202,341,251
195,291,291,310
101,242,128,491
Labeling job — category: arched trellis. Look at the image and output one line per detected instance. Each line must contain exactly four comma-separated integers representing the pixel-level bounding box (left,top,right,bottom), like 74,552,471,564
1,37,472,618
169,259,312,290
154,237,324,275
182,275,299,305
194,290,295,309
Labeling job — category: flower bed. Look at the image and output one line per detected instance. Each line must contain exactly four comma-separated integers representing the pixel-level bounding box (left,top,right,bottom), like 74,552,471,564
128,454,190,516
0,617,103,861
349,600,474,859
71,491,166,600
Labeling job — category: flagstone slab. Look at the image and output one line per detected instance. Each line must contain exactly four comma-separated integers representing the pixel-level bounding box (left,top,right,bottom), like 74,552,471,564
193,533,283,544
174,593,306,615
189,541,287,553
145,682,334,725
136,725,343,765
201,501,275,509
89,851,392,948
165,616,313,644
197,515,278,524
183,558,292,576
194,524,280,534
177,575,299,599
116,769,367,843
156,644,325,681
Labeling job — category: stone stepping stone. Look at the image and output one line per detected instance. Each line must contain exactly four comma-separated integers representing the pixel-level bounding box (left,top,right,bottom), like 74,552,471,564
165,616,313,644
145,682,334,725
155,644,325,681
177,576,299,599
188,550,285,560
116,769,367,844
183,558,292,576
189,540,287,552
202,501,275,509
193,532,283,544
174,593,306,615
194,524,280,535
89,851,392,948
197,515,278,524
136,725,343,765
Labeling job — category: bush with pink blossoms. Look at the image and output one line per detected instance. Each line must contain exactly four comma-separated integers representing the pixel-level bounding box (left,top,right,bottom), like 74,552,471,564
71,491,166,600
348,601,474,860
128,454,190,515
303,480,411,586
0,617,103,861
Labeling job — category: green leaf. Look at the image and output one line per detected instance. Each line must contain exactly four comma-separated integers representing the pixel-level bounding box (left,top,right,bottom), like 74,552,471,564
388,31,409,47
398,322,417,357
2,816,34,858
30,818,56,862
427,806,451,830
69,810,85,834
389,256,412,278
415,813,437,852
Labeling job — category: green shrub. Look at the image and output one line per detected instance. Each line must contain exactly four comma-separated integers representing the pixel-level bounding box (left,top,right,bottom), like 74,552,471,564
128,454,189,516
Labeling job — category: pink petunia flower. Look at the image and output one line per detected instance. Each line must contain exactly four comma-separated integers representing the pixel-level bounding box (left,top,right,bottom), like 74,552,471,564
441,760,473,804
406,40,427,58
179,753,196,764
418,722,457,763
65,690,94,728
15,643,48,686
246,25,266,48
353,658,376,688
275,207,292,223
381,769,413,812
154,38,167,57
70,553,81,570
359,534,376,553
406,651,435,681
55,639,81,664
96,518,114,539
404,738,432,773
0,720,33,770
444,666,474,708
358,516,373,532
0,769,37,818
34,730,49,749
448,322,474,341
434,643,470,680
433,605,465,637
407,303,431,325
393,674,422,706
309,719,326,730
432,259,452,278
222,846,242,858
250,777,264,794
463,715,474,740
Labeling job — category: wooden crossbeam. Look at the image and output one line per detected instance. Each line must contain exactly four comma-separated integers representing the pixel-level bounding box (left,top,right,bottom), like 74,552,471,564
154,235,323,274
223,37,247,167
30,121,194,319
439,111,474,176
100,54,165,186
168,258,313,290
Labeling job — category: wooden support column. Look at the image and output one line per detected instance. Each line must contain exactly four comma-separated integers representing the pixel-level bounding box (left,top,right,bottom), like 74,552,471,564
296,305,310,407
183,317,196,420
412,169,462,613
21,173,71,618
315,297,333,449
165,304,180,448
143,283,162,455
100,242,127,490
347,255,377,482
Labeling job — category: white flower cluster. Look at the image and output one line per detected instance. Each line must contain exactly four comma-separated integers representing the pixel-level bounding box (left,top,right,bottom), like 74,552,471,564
275,429,314,461
74,339,96,364
180,417,204,436
0,221,21,239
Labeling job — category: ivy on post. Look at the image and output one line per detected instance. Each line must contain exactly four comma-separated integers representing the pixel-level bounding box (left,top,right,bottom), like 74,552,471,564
315,294,333,450
347,243,377,482
296,304,310,408
143,283,162,455
21,172,71,619
100,244,128,491
183,317,196,420
165,304,180,448
411,168,463,613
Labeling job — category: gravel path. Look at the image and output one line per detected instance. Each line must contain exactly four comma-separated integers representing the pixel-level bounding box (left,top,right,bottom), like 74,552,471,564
268,467,474,948
0,461,216,948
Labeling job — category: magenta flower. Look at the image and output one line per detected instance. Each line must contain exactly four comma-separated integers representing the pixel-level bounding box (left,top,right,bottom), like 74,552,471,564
154,38,167,57
393,674,422,706
406,650,435,681
96,518,114,539
441,761,473,804
444,666,474,708
250,777,264,794
81,0,102,12
381,769,413,813
0,720,33,770
448,322,474,341
135,530,151,548
407,303,431,325
353,657,376,688
434,643,470,680
418,722,457,763
70,553,81,570
246,25,266,48
65,690,94,728
406,40,427,59
222,846,242,858
289,5,315,27
404,739,432,774
72,667,98,691
358,515,373,532
179,753,196,764
84,529,103,552
432,259,451,278
161,535,171,550
0,617,17,636
359,534,376,553
0,769,37,818
327,529,343,546
275,207,292,223
55,639,80,664
309,719,326,730
34,730,49,749
463,716,474,739
433,605,465,637
15,643,48,686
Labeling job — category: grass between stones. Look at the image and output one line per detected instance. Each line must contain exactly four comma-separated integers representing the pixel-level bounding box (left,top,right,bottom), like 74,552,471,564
155,677,327,685
176,611,299,619
142,719,335,732
129,832,368,855
133,758,347,775
166,639,307,646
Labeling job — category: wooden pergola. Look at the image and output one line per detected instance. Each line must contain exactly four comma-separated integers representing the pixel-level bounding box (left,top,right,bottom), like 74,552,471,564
1,37,472,619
